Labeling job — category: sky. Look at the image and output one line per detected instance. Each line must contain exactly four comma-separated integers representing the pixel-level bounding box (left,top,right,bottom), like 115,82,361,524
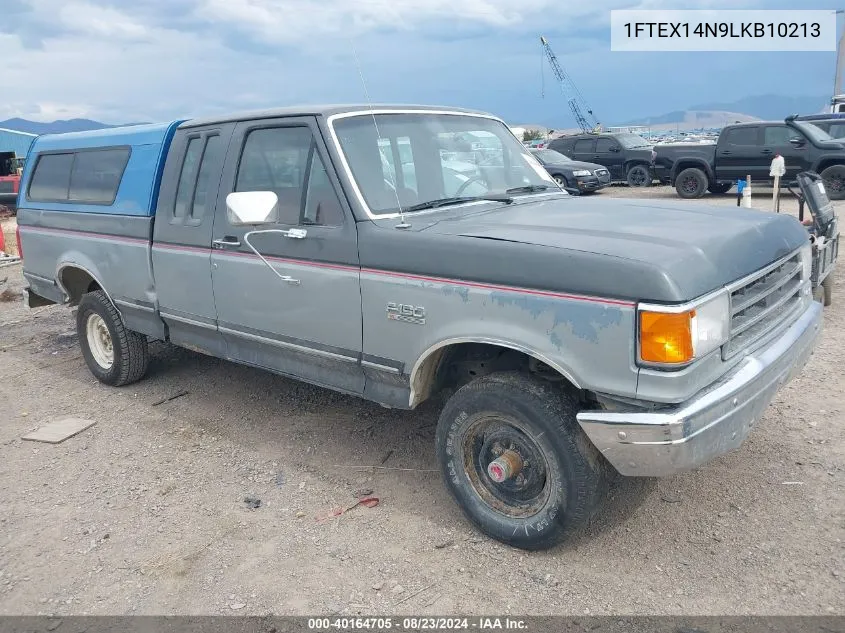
0,0,842,128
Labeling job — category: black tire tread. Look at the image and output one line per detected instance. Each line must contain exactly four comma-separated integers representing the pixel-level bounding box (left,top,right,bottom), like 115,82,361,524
675,167,708,199
820,165,845,201
435,371,610,550
626,164,652,188
77,290,149,386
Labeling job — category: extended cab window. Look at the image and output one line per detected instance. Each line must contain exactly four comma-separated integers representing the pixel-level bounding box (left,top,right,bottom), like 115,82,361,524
236,126,343,226
723,127,758,146
28,148,129,204
174,134,222,221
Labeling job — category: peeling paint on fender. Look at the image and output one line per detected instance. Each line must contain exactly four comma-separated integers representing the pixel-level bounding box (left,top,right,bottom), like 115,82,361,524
490,292,623,344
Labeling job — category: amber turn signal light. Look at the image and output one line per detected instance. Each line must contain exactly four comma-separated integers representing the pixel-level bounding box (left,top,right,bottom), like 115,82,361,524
639,310,695,364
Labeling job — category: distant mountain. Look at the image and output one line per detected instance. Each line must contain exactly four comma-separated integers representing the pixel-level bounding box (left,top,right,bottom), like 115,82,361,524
619,94,829,128
0,118,147,135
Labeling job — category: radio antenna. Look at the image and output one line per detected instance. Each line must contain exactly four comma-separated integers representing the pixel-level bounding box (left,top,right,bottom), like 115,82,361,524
349,40,410,229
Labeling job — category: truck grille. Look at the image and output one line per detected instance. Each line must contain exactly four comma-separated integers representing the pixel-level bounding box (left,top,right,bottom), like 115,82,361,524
722,250,804,360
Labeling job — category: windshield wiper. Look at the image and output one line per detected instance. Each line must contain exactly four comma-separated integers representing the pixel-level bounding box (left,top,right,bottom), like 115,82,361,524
505,184,556,194
401,195,513,213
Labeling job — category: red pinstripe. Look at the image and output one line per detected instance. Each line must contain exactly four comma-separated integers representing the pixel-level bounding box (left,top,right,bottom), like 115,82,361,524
21,224,636,308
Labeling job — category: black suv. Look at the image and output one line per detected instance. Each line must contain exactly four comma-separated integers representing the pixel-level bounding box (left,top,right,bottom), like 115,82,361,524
548,132,654,187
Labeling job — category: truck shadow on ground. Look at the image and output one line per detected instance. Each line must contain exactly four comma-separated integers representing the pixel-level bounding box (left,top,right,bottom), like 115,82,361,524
142,344,659,546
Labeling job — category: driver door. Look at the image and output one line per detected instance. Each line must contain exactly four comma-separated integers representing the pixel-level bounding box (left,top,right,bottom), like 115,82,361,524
209,117,364,394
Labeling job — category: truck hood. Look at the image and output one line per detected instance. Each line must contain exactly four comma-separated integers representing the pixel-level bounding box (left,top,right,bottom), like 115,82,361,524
415,195,808,302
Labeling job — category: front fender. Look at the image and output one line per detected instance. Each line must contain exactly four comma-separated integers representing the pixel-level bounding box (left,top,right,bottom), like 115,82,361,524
671,159,714,182
360,272,640,406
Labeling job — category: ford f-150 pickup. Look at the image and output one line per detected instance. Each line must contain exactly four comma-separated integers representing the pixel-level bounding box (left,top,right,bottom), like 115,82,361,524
653,117,845,200
17,105,822,550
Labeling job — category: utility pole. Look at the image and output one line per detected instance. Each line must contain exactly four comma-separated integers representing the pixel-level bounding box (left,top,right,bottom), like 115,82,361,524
834,10,844,97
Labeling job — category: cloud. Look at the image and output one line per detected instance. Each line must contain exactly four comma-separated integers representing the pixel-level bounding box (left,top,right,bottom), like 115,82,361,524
0,0,837,126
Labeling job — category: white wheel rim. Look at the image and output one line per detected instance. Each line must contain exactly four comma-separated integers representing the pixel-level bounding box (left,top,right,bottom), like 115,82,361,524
86,314,114,369
554,176,564,185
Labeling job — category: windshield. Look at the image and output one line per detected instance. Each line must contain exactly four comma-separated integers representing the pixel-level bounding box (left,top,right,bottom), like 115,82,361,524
531,149,571,163
332,113,559,215
795,121,835,143
614,133,651,149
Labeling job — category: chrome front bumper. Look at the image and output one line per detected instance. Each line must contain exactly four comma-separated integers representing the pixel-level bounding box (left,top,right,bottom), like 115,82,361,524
576,300,823,477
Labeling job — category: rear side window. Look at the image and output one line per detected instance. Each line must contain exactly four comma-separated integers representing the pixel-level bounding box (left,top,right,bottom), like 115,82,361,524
595,138,616,152
723,127,758,146
69,149,130,203
28,148,129,204
573,139,594,152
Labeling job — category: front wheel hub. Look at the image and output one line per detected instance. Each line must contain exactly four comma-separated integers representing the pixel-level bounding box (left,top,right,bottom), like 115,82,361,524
487,450,523,483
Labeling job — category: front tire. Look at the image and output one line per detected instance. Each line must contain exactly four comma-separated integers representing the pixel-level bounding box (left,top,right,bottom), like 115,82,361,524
77,290,149,386
820,165,845,200
675,167,708,199
626,164,652,187
435,371,609,550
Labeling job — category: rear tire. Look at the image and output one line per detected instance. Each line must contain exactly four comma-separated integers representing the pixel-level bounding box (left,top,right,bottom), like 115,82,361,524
820,165,845,200
626,164,652,187
77,290,149,386
435,371,610,550
675,167,708,199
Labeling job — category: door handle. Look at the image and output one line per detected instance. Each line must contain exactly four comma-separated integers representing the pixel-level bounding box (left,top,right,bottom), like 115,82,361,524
279,228,307,239
279,276,301,286
761,149,773,154
719,150,732,155
212,237,241,249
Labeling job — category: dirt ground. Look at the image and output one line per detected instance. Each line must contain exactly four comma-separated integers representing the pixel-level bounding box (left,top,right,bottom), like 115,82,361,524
0,186,842,617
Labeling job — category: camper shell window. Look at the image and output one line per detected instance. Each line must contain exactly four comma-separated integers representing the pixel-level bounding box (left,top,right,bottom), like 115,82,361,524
27,147,131,205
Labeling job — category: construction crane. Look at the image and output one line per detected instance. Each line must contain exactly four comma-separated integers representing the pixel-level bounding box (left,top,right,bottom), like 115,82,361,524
539,35,601,133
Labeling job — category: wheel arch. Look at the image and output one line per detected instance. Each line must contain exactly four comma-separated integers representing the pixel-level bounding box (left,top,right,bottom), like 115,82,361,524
56,259,117,310
408,337,582,408
623,160,651,172
671,160,713,183
815,158,845,173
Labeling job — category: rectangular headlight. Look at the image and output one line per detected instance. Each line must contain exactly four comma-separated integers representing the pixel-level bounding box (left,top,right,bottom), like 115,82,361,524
638,291,730,366
572,169,591,177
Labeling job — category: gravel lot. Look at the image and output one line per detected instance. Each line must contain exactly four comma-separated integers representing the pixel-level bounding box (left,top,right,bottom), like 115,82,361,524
0,185,842,616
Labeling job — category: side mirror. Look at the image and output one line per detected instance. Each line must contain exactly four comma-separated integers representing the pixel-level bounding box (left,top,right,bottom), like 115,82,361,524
226,191,279,226
789,137,806,148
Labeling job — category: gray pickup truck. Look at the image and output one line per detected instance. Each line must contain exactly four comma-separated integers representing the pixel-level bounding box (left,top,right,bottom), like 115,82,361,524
17,105,822,550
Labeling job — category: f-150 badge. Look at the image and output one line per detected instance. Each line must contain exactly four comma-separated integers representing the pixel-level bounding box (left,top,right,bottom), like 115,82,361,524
386,302,426,325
